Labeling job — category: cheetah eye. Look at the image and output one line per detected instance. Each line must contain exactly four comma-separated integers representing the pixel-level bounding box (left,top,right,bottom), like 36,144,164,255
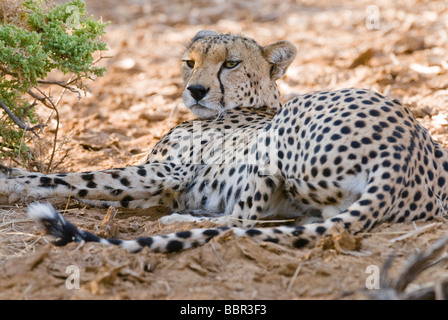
184,60,195,68
223,60,241,69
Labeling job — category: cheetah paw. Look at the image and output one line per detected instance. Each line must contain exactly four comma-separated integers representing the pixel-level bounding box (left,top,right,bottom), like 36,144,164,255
159,213,207,225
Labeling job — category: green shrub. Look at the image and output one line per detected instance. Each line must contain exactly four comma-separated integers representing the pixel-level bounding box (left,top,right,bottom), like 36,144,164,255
0,0,108,169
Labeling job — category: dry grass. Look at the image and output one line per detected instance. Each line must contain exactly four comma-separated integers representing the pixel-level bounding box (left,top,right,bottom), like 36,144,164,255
0,206,45,262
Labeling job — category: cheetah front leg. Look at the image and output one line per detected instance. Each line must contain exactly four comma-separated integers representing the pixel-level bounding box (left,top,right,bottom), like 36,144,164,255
211,167,285,228
0,162,199,209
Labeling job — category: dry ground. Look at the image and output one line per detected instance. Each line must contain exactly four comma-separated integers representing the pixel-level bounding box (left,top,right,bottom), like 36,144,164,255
1,0,448,300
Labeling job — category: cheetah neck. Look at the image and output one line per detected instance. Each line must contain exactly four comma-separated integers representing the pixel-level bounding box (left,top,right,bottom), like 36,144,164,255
260,82,282,110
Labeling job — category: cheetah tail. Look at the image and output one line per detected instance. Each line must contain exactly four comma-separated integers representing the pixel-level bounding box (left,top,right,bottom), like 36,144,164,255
28,203,317,253
27,202,105,247
27,202,231,253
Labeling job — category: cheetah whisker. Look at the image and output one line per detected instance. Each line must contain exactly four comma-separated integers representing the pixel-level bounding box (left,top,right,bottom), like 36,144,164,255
169,98,184,119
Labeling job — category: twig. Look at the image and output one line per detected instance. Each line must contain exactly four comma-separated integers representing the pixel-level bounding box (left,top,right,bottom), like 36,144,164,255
393,231,448,294
209,241,223,265
390,222,442,243
287,264,302,292
0,65,17,77
30,85,60,173
37,79,82,99
370,231,448,300
0,97,45,132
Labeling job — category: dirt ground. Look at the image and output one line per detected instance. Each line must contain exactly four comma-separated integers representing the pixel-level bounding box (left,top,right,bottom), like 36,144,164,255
1,0,448,300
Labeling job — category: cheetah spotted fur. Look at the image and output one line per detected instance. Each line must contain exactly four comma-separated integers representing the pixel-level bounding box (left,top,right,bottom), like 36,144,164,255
1,31,448,253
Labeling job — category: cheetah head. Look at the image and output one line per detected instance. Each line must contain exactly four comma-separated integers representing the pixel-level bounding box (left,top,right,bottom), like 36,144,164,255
181,30,297,118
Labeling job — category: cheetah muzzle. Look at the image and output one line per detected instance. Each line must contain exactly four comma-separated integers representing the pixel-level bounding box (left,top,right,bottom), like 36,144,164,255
2,31,448,253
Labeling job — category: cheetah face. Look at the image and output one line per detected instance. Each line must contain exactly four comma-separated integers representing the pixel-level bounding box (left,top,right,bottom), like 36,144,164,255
181,30,297,118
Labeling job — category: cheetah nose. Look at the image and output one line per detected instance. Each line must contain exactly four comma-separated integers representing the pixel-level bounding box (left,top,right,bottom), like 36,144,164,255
187,85,210,101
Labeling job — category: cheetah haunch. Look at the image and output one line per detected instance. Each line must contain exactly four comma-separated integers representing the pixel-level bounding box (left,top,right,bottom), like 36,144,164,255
2,31,447,253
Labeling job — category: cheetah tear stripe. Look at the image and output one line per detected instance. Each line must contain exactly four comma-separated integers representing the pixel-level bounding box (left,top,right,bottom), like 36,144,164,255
28,203,316,253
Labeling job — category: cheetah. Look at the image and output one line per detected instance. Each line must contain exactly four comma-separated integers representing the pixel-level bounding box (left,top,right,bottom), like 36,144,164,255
1,30,447,253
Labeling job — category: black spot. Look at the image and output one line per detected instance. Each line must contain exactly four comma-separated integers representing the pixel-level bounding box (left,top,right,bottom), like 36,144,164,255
315,226,326,235
263,238,279,243
341,126,351,134
137,237,154,248
40,176,52,187
246,229,262,236
350,210,361,216
351,141,361,148
363,219,372,229
81,174,95,181
414,191,422,202
78,189,88,197
54,178,71,188
361,137,372,144
203,229,220,237
120,195,134,207
120,177,130,186
226,186,233,200
293,238,309,248
247,196,253,209
359,200,372,206
176,231,192,238
443,161,448,172
344,97,355,102
111,172,120,179
265,177,275,190
369,110,380,117
435,150,444,158
107,238,123,246
331,134,342,141
166,240,184,253
86,181,97,189
219,181,226,192
137,168,147,177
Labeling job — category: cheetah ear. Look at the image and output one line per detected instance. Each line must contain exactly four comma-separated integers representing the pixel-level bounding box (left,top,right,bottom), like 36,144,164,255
191,30,218,43
262,41,297,80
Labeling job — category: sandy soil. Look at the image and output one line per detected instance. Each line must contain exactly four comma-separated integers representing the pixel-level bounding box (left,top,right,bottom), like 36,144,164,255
1,0,448,300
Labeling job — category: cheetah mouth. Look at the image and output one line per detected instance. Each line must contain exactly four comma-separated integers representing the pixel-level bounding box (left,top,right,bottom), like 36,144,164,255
190,104,219,118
